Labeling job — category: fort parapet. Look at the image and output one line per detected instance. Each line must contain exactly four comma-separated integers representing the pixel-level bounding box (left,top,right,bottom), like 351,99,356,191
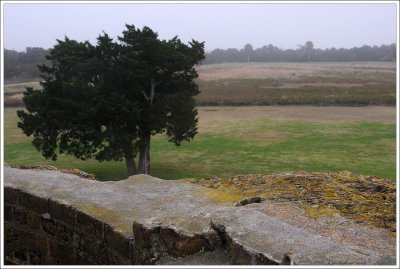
3,166,396,265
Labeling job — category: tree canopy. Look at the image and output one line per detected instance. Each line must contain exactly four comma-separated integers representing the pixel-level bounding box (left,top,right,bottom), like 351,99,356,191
17,24,205,176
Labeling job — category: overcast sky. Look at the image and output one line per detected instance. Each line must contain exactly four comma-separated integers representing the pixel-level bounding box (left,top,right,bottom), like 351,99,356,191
2,2,397,52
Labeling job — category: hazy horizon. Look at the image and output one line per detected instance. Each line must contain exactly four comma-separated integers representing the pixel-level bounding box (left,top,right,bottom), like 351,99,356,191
3,2,398,52
4,41,398,54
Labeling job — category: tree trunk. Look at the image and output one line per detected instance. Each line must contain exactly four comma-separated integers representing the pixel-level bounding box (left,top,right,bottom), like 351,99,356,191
125,155,137,176
138,135,151,174
137,78,160,174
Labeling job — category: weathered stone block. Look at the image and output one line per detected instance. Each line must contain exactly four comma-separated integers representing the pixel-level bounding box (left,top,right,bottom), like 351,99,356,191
132,222,159,249
229,243,253,264
255,252,280,265
225,236,277,265
49,199,76,226
19,191,48,214
4,187,19,204
76,211,103,239
159,227,211,257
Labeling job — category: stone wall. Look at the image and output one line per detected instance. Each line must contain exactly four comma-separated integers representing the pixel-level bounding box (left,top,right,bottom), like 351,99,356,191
3,166,396,266
4,187,134,265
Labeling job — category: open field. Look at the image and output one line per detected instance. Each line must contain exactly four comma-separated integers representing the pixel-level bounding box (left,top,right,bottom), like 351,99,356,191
4,106,396,181
3,81,41,106
196,62,396,105
4,62,396,106
197,62,396,81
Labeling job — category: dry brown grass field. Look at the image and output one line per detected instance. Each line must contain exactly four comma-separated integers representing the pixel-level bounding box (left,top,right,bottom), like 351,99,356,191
197,106,396,127
4,62,396,107
195,62,396,106
197,62,395,80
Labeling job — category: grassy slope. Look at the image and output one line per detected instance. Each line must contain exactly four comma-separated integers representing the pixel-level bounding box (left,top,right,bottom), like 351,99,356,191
4,107,395,181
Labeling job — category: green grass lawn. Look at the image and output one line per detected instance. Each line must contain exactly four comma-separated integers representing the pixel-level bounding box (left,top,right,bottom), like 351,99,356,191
4,107,396,181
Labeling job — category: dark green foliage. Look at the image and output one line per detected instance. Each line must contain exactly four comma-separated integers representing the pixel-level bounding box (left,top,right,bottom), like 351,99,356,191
17,25,205,175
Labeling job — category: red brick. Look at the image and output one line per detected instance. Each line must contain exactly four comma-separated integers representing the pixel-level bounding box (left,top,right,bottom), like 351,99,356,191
107,249,131,265
19,191,48,214
78,233,103,258
28,249,44,265
131,246,144,265
4,187,19,204
76,211,103,239
47,237,77,265
48,199,76,226
42,218,72,243
77,251,95,265
27,232,48,258
13,207,27,225
4,205,13,221
4,222,19,258
104,224,132,259
26,211,42,230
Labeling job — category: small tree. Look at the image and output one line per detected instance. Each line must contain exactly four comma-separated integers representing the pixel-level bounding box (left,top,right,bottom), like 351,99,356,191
18,25,205,176
304,41,314,62
243,43,253,62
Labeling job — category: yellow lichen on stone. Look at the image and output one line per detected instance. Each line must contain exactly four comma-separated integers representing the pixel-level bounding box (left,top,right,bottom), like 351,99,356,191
192,171,396,234
77,203,132,235
192,185,244,204
302,204,342,220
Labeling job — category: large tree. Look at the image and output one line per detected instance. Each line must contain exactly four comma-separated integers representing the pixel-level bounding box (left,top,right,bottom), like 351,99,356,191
119,25,204,174
17,25,205,176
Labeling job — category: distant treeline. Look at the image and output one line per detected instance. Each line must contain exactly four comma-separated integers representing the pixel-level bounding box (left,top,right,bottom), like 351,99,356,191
4,42,397,83
4,47,50,83
204,42,396,64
